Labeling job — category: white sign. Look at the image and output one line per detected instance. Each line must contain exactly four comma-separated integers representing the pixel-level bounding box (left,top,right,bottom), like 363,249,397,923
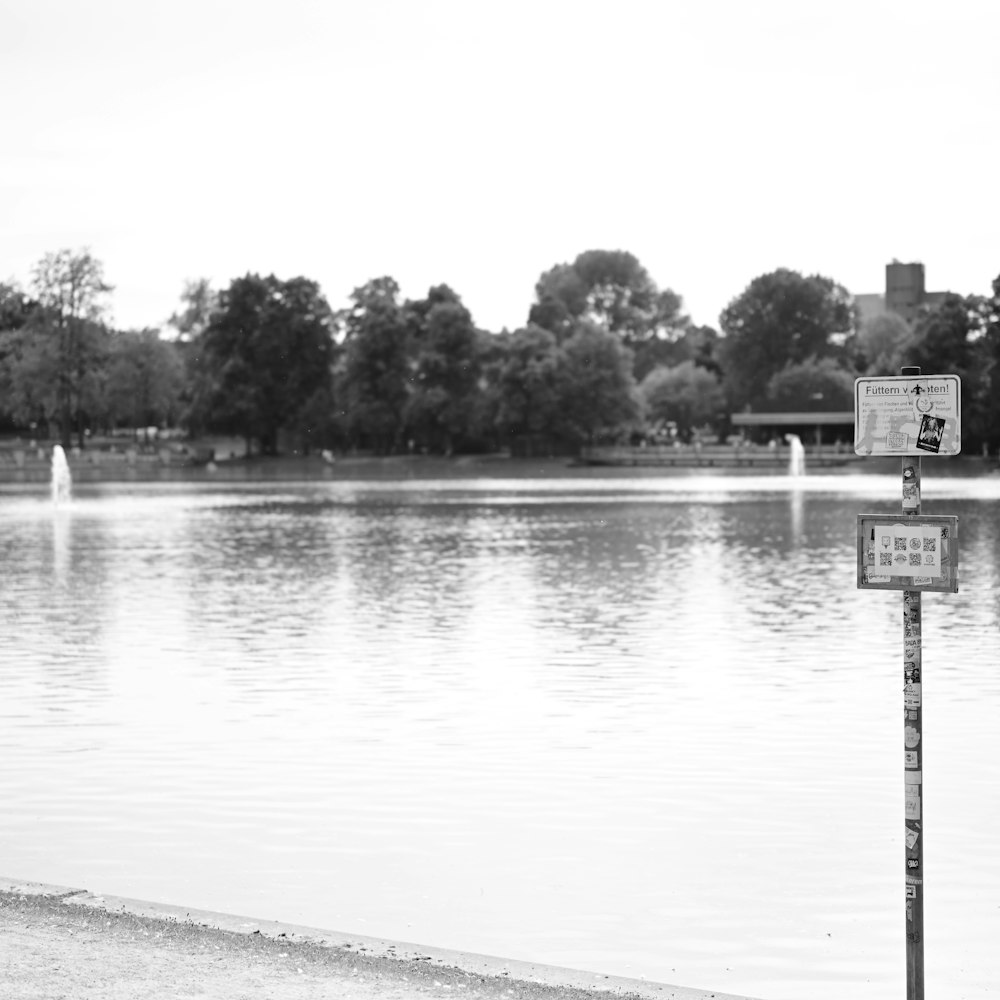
871,522,942,578
854,374,961,456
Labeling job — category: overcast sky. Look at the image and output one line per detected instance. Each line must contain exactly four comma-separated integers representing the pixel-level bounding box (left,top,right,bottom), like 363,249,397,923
2,0,998,333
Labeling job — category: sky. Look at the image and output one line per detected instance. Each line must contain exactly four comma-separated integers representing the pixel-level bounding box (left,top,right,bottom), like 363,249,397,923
2,0,998,335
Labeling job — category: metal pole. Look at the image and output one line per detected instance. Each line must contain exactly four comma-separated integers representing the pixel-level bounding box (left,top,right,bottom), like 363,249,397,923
901,365,924,1000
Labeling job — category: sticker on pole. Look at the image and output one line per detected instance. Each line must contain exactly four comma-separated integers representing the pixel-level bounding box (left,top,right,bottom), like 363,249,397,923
857,514,959,592
854,375,961,456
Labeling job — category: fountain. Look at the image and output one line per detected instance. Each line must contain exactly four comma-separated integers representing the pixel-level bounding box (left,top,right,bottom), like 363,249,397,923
51,445,72,505
785,433,806,477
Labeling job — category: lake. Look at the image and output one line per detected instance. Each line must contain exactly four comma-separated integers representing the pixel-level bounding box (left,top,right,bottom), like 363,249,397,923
1,466,998,999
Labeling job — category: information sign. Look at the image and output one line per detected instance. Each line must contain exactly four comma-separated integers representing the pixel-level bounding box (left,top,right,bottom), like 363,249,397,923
854,374,961,456
857,514,959,592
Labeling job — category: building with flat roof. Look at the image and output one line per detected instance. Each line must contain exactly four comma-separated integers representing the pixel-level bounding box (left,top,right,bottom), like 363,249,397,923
730,410,854,447
854,261,950,326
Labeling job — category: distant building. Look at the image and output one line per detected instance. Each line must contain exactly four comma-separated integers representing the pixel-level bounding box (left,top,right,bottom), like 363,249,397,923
854,261,950,326
730,411,854,447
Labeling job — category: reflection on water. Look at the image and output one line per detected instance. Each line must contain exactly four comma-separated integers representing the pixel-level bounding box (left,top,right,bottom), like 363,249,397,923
1,473,999,1000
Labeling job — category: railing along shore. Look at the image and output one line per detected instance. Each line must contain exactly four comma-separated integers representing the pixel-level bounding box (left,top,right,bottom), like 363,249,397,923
577,444,859,468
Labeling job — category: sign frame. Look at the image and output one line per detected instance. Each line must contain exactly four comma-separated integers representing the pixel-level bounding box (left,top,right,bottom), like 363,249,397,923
857,513,959,592
854,374,961,457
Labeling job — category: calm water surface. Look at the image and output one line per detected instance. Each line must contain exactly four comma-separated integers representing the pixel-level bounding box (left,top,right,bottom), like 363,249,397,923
1,470,999,1000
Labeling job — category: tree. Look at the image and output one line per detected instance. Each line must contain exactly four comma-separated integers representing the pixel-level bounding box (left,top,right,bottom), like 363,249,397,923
719,268,856,410
494,324,563,440
0,322,58,435
853,312,911,374
894,292,990,450
189,273,336,454
896,293,983,374
639,361,725,440
168,278,218,340
105,329,185,438
529,250,688,350
632,323,722,381
404,287,485,454
764,357,856,412
28,249,113,447
553,323,642,445
338,277,412,454
979,274,1000,452
0,282,35,332
0,283,40,429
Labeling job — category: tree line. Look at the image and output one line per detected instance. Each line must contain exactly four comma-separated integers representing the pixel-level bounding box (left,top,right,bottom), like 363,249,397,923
2,248,999,456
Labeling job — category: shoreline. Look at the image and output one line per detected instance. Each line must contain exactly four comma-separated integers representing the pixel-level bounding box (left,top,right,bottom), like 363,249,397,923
1,449,997,486
0,877,762,1000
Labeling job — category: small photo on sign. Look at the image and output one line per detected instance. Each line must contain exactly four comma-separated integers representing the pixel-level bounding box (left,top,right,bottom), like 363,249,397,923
916,415,946,453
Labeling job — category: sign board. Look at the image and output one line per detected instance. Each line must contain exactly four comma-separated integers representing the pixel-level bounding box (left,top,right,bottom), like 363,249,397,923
854,374,961,456
857,514,959,592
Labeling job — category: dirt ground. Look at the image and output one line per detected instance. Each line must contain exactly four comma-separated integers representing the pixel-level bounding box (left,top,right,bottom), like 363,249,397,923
0,889,739,1000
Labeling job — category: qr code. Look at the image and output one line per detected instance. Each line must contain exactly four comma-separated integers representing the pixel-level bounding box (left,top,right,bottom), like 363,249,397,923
923,537,936,552
880,553,893,566
895,538,907,551
909,553,922,567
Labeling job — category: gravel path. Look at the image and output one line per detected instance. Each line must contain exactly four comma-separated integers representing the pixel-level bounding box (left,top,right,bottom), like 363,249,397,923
0,885,753,1000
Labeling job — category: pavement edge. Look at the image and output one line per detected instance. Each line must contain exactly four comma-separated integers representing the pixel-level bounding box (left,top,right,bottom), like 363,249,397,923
0,877,762,1000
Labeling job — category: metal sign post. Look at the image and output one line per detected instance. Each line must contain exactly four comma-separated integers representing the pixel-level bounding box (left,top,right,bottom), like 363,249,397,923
855,365,962,1000
901,446,924,1000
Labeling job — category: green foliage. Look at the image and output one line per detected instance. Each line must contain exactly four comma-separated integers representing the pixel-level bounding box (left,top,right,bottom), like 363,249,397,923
633,323,722,381
189,273,336,454
978,275,1000,451
494,324,563,439
168,278,218,340
852,312,911,374
529,250,687,350
0,323,60,433
554,323,642,444
0,283,40,429
338,277,412,454
765,357,856,412
898,293,983,374
405,288,485,454
719,268,856,410
105,329,185,432
17,249,115,447
640,361,725,439
7,246,1000,460
896,292,992,450
0,282,36,332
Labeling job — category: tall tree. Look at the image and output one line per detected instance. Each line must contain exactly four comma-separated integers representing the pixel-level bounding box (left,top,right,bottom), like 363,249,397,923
553,323,642,445
28,249,113,447
764,357,856,412
0,283,40,429
494,324,563,440
529,250,688,351
852,312,911,374
404,286,485,454
979,274,1000,453
632,323,722,381
168,278,218,340
640,361,725,441
895,292,990,450
719,268,856,410
0,282,35,332
338,277,412,454
189,273,336,454
105,329,185,438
